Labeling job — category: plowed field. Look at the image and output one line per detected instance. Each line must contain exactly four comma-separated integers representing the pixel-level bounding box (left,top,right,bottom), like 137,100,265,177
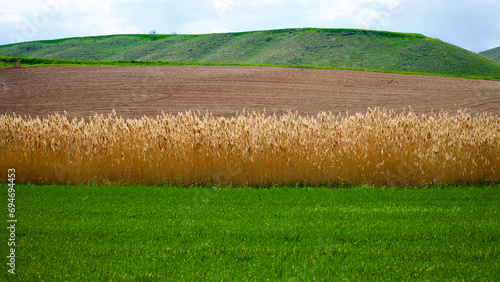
1,65,499,119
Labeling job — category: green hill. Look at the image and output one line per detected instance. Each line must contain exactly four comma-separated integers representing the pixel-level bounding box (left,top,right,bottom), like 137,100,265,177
1,28,500,77
479,47,500,62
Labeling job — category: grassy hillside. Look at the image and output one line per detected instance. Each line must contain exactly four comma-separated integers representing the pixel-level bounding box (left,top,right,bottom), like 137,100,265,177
480,47,500,62
1,28,500,77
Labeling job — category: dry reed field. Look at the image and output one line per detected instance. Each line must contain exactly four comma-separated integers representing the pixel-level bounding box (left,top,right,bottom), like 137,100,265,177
1,109,499,187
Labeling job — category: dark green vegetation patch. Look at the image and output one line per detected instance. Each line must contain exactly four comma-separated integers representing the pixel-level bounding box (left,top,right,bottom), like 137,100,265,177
2,184,499,280
480,46,500,62
1,28,500,78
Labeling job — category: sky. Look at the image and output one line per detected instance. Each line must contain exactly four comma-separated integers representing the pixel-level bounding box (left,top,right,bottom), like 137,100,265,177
1,0,499,53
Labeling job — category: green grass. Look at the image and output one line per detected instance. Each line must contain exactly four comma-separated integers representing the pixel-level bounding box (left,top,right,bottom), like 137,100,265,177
1,184,499,280
480,46,500,62
2,28,500,78
1,55,499,81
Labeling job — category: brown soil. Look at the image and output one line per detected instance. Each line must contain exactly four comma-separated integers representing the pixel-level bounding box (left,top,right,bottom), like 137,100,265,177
1,65,499,119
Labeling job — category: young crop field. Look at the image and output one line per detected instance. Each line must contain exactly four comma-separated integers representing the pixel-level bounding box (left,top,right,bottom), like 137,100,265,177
0,184,498,280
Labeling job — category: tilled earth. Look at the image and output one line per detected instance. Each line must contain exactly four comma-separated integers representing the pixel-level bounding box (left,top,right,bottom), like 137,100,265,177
1,65,499,119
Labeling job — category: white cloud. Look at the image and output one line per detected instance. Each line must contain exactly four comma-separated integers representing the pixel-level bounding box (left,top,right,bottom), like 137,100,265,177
304,0,406,30
0,13,25,24
376,0,403,11
310,1,357,21
0,0,145,44
245,0,286,6
207,0,238,13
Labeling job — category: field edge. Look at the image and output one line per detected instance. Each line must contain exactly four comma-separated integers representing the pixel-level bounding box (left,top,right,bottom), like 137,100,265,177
2,55,499,81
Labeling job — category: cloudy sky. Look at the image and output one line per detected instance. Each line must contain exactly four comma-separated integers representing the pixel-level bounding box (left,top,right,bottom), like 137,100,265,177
1,0,499,52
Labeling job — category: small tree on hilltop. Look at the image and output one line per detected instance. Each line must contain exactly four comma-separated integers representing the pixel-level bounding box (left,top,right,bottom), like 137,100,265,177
149,30,157,40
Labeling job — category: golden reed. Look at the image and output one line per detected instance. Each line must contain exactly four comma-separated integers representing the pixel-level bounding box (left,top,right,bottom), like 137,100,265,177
1,109,498,187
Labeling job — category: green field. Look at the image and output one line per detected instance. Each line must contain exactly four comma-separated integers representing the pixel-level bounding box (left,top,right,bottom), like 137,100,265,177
2,28,500,78
2,184,499,280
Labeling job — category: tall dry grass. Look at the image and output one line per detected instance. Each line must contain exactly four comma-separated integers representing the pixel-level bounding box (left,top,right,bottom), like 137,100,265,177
1,109,499,187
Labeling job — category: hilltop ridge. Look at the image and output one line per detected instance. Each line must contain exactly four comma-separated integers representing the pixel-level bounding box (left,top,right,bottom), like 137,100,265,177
480,47,500,62
1,28,500,77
